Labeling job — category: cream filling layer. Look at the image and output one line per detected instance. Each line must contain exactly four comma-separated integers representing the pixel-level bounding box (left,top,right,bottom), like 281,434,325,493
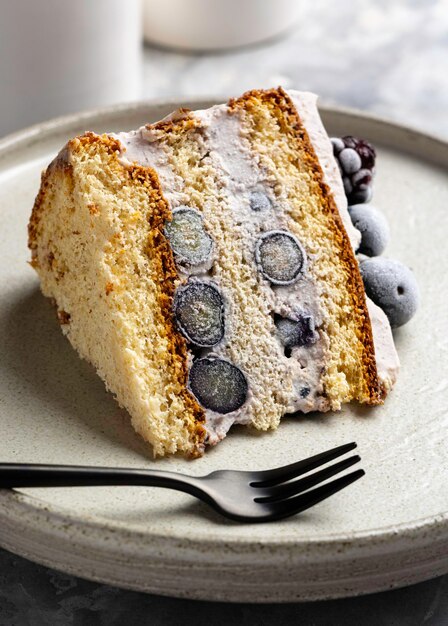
193,104,330,442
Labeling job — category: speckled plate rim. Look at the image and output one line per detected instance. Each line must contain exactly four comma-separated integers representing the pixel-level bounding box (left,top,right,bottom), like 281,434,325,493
4,484,448,545
0,99,447,601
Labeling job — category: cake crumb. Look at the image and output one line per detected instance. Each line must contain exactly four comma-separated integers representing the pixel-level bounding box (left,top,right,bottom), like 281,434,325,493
57,310,71,325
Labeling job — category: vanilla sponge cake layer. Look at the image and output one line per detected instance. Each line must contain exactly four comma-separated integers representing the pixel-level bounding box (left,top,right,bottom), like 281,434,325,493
29,88,398,456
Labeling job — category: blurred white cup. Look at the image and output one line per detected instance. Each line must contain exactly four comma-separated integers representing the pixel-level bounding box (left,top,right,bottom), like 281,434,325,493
143,0,301,51
0,0,142,137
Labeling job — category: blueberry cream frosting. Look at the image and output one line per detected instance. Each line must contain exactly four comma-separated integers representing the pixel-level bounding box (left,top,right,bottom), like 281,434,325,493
28,87,417,457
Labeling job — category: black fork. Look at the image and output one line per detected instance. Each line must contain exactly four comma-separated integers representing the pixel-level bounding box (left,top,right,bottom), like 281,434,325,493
0,443,364,522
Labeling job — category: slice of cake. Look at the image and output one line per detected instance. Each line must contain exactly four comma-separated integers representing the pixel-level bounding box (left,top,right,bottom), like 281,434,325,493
28,87,399,457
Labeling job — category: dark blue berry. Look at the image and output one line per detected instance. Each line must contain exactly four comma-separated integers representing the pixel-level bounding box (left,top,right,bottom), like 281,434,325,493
250,191,271,212
331,138,345,154
275,314,317,348
360,258,419,328
189,357,248,414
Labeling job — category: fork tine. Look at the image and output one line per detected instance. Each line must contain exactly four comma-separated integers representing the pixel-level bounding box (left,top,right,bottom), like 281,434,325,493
251,442,357,488
265,469,365,521
254,455,361,503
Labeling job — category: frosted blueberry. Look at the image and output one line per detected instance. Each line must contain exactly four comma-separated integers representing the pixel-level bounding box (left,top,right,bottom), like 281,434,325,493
360,258,419,328
348,204,390,257
275,314,317,348
255,231,306,285
250,191,271,212
343,176,353,196
189,357,248,414
173,281,224,347
165,207,213,269
338,148,362,175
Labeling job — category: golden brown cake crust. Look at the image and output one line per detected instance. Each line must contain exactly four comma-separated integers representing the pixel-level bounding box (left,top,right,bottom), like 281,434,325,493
29,132,206,456
229,87,383,404
128,158,207,453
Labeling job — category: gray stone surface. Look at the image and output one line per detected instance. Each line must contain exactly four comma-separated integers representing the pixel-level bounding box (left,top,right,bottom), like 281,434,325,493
2,0,448,622
0,549,446,626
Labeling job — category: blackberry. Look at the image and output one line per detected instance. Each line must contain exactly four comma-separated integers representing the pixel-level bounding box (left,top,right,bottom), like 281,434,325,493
249,191,271,212
331,136,376,204
275,314,317,349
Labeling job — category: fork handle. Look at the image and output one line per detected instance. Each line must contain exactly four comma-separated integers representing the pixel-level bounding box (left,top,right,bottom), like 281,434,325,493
0,463,210,502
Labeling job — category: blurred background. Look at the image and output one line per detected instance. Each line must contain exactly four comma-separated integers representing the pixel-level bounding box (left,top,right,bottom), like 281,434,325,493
141,0,448,137
0,0,447,139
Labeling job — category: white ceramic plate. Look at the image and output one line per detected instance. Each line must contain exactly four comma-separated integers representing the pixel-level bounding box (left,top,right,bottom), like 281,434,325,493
0,100,447,603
